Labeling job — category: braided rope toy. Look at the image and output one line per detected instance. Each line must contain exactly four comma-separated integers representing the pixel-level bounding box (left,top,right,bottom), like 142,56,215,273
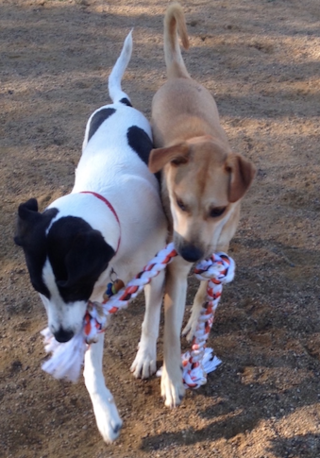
41,243,235,388
180,253,235,388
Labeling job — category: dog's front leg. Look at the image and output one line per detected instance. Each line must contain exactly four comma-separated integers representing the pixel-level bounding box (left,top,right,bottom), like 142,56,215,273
131,270,165,379
162,257,191,407
83,333,122,443
182,280,207,342
183,242,230,340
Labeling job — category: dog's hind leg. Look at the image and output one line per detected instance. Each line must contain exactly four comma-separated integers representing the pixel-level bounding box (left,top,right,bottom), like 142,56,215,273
83,334,122,443
131,269,165,379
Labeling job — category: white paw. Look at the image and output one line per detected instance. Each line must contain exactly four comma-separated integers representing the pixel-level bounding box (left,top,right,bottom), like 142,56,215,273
131,342,157,379
161,365,185,408
182,307,202,342
92,393,123,443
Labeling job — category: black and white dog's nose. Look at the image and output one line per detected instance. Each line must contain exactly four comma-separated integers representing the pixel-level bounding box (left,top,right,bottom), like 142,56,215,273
54,327,74,343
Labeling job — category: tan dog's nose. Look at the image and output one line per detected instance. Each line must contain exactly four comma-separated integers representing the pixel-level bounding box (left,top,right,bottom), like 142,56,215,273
178,243,204,263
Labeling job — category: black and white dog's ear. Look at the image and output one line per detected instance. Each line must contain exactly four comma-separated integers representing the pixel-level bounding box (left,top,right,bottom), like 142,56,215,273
14,198,40,247
18,198,39,217
59,230,115,288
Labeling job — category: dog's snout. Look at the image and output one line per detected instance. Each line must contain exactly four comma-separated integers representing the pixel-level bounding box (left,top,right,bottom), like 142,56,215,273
179,243,204,263
53,327,74,343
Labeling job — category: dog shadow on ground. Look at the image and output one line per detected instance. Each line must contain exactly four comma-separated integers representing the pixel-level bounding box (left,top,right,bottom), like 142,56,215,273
140,369,320,455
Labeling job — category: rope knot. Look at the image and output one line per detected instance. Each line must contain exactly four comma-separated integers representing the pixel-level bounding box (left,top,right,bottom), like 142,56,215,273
194,252,235,284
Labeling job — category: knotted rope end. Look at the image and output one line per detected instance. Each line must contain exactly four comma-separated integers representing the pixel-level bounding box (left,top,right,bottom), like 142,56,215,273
41,328,87,383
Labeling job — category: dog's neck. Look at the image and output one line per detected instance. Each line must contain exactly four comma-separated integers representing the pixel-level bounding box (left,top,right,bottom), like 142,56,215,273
161,115,229,148
47,192,121,254
80,191,121,253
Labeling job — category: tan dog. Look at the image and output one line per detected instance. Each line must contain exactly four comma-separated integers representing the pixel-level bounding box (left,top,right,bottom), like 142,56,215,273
147,3,256,408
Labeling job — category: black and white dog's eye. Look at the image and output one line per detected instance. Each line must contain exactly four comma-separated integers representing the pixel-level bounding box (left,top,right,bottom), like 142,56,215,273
209,207,226,218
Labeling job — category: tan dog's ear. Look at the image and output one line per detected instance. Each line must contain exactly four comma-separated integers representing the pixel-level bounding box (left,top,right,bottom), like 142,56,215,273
225,153,256,202
148,143,189,173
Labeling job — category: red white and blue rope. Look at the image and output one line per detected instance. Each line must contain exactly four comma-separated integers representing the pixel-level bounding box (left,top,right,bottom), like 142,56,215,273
181,253,235,388
41,243,235,388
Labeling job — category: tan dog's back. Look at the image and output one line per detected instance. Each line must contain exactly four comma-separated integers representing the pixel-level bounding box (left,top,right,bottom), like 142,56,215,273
152,2,227,147
152,78,228,147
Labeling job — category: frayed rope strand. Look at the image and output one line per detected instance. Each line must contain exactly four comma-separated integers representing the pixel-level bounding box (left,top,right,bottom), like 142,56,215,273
41,244,235,387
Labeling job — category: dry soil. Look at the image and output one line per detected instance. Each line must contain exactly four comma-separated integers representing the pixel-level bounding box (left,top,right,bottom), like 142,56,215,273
1,1,320,457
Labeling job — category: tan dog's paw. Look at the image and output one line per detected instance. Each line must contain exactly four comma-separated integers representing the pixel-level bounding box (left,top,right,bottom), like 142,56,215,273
182,306,202,342
131,342,157,379
161,365,185,408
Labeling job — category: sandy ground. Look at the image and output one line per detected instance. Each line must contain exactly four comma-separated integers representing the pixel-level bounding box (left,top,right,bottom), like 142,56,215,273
1,0,320,457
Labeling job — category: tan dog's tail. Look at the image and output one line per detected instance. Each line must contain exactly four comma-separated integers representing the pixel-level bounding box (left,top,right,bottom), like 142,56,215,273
164,3,190,79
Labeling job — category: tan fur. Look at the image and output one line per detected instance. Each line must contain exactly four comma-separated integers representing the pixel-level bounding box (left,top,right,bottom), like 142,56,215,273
148,3,256,408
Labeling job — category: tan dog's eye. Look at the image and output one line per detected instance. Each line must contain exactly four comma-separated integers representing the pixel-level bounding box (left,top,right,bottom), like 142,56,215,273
209,207,226,218
176,198,187,212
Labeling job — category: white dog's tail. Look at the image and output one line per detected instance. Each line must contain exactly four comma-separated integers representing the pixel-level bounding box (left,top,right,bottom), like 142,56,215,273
108,30,133,106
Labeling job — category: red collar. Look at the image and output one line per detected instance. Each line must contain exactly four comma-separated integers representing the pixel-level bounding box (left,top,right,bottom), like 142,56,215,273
81,191,121,253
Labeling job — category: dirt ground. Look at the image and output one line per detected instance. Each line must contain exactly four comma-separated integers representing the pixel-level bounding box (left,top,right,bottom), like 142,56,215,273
1,0,320,457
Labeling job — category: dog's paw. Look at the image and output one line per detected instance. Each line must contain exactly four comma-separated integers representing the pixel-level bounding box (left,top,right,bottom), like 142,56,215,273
131,342,157,379
161,365,185,408
92,394,123,443
182,308,201,342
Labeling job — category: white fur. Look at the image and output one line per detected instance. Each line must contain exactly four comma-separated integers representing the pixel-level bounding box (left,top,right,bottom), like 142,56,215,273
42,32,167,443
108,29,133,106
40,261,87,338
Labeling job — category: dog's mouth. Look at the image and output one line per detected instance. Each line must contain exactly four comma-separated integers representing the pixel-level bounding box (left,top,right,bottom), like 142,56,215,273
53,327,75,343
40,293,87,344
173,232,225,263
177,245,204,263
173,234,205,263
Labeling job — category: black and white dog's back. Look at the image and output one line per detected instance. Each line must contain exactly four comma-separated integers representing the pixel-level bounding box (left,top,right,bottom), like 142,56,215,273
15,31,167,442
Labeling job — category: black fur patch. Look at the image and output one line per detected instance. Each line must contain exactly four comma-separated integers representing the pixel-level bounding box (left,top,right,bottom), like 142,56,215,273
88,107,116,142
47,217,115,303
14,201,59,298
119,97,132,107
127,125,153,166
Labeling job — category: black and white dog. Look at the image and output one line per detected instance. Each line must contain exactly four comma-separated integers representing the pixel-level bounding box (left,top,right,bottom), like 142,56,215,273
14,32,167,443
